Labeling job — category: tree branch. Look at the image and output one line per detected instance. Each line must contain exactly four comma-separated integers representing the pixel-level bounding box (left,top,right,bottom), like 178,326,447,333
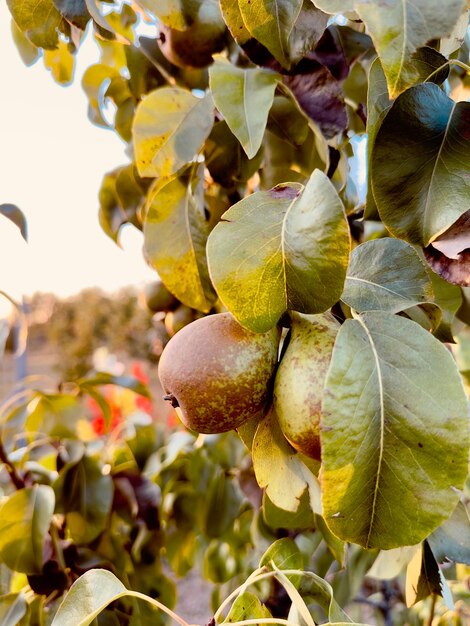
0,438,25,490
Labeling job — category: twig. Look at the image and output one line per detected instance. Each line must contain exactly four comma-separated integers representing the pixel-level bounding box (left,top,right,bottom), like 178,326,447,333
426,593,437,626
0,437,25,489
381,580,394,626
50,520,68,575
126,590,191,626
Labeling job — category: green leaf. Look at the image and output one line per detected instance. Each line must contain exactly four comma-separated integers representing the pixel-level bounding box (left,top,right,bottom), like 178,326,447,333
372,83,470,247
261,120,327,188
203,540,237,584
0,204,27,241
253,410,321,514
311,1,355,12
77,372,151,399
432,261,466,310
428,502,470,565
0,486,55,574
82,64,117,128
98,165,145,244
263,490,315,530
364,59,391,220
143,165,217,312
260,538,303,587
314,514,346,567
321,312,469,549
286,1,330,65
295,572,351,623
402,302,442,334
114,99,134,143
408,47,450,86
342,239,433,313
135,0,187,29
84,0,134,43
133,87,214,178
165,528,198,576
205,120,263,187
207,169,350,332
10,20,39,66
355,0,465,98
428,270,463,342
7,0,64,49
331,547,378,607
26,394,81,438
260,537,303,570
43,39,75,85
51,569,127,626
98,169,128,244
209,56,279,159
273,565,315,626
455,326,470,379
239,0,328,69
53,455,114,543
202,467,241,538
83,387,112,429
220,0,251,45
239,0,303,68
267,96,309,147
0,593,27,626
223,591,272,622
365,50,449,220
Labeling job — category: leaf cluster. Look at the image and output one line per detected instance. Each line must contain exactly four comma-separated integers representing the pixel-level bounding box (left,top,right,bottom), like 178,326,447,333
4,0,470,624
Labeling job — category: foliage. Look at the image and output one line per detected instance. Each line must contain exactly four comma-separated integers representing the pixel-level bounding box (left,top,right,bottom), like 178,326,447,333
23,288,159,379
3,0,470,624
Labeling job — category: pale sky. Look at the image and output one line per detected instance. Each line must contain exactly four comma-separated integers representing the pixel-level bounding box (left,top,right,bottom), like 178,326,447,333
0,4,155,311
0,5,369,322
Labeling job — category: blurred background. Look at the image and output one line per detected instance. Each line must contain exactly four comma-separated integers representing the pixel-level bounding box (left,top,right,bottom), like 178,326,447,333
0,1,166,411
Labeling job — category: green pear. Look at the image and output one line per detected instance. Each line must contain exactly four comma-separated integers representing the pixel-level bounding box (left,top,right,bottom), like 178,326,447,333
159,0,227,68
164,305,197,336
158,312,280,433
143,280,179,313
274,312,339,460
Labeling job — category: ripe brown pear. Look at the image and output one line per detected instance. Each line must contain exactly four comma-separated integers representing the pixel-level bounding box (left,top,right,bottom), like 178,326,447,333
274,312,339,461
158,312,280,433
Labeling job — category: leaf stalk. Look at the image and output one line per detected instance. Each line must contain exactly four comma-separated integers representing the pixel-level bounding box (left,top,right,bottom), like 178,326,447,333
424,59,470,83
0,437,25,489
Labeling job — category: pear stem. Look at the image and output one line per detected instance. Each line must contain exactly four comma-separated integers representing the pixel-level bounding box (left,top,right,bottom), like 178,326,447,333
163,393,179,408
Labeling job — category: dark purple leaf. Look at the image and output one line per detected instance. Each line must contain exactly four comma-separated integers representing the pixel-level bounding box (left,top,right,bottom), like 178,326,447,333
308,26,373,81
425,211,470,286
284,60,348,138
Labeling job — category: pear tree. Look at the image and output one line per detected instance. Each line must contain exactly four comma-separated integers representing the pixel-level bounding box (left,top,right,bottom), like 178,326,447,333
4,0,470,624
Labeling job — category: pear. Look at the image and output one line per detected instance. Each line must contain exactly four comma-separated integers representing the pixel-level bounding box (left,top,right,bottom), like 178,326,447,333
164,305,197,336
158,0,227,69
158,312,280,433
143,280,178,313
274,312,339,461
